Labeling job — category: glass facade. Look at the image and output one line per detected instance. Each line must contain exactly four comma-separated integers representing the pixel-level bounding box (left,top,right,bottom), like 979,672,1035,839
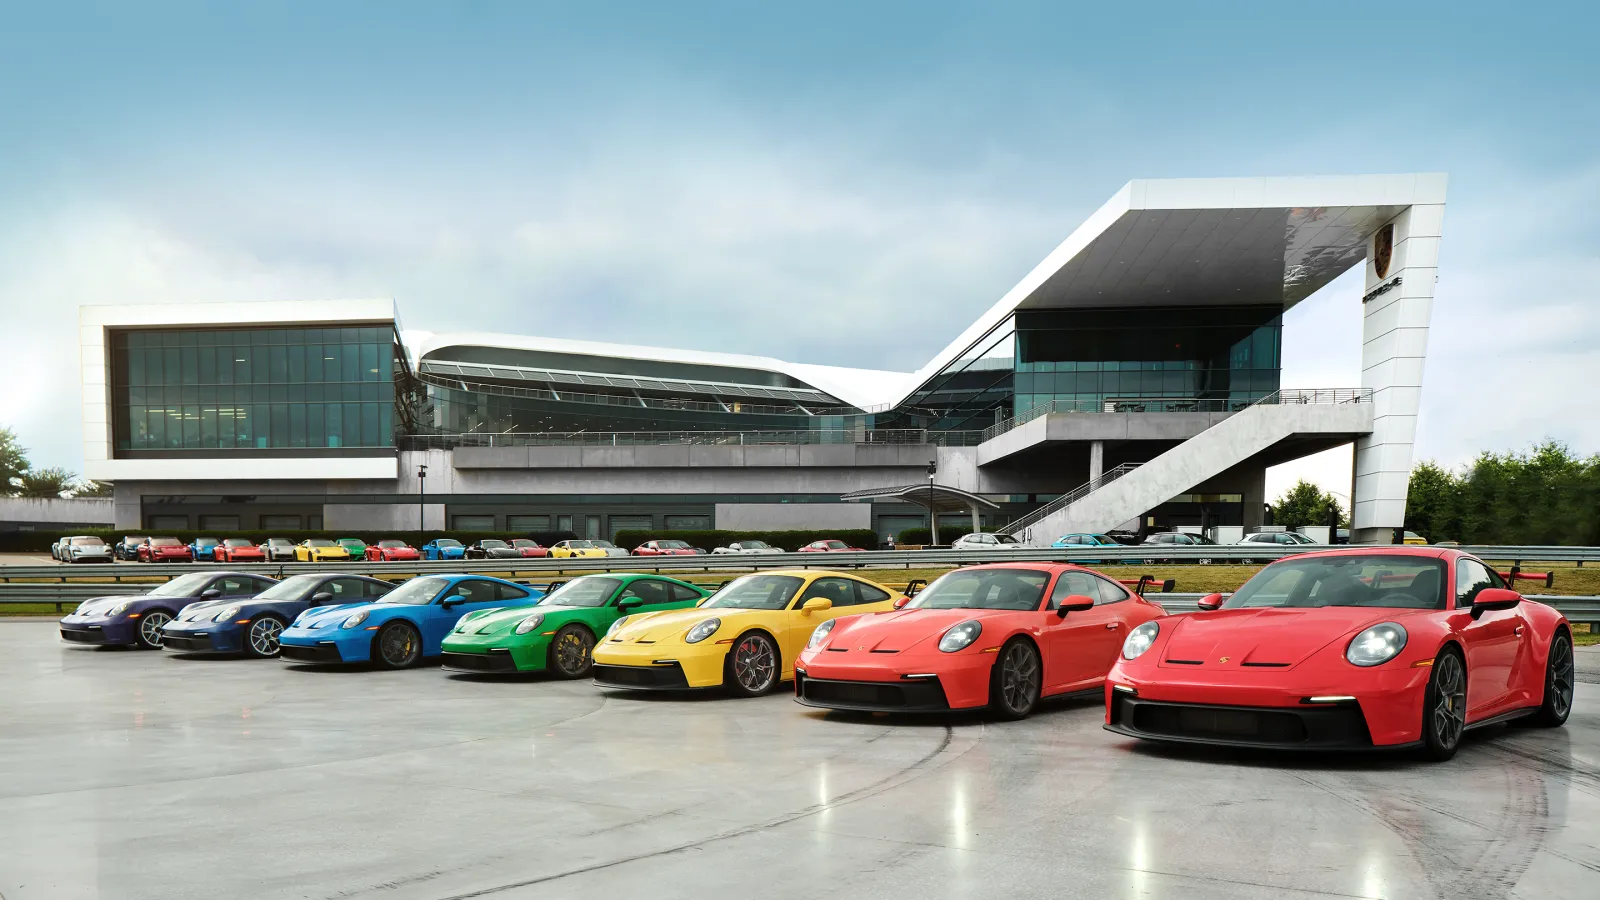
110,326,397,452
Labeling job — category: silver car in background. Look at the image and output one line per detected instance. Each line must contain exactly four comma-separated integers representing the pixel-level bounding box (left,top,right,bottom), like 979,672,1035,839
64,536,114,564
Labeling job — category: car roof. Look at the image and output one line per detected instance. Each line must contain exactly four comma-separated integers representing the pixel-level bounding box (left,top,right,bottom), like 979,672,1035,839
940,561,1090,573
1266,546,1452,561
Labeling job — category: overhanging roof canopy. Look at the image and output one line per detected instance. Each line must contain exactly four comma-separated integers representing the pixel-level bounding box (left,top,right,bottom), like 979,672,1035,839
840,484,1001,514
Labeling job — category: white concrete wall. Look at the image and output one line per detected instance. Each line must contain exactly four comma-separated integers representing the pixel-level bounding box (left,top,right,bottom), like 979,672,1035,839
0,497,115,527
714,503,872,531
1352,183,1447,542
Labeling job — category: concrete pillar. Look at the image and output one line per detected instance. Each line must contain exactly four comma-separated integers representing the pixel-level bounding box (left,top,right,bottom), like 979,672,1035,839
1089,441,1104,483
929,508,939,546
1351,181,1446,544
1241,468,1266,532
970,503,980,535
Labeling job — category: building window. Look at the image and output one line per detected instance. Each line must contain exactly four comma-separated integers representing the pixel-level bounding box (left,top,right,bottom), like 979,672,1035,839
507,515,550,531
198,515,241,531
261,515,303,530
452,515,497,531
663,515,712,531
109,326,397,452
147,515,189,530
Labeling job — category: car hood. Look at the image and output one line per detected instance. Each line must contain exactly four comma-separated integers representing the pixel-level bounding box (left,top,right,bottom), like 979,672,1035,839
824,607,1021,653
72,593,152,615
1157,607,1431,667
608,605,767,643
453,602,584,636
290,601,403,628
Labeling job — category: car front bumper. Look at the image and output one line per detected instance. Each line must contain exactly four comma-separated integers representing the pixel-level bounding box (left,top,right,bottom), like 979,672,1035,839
440,633,548,672
59,616,137,646
794,650,995,711
279,628,366,663
592,640,723,689
161,620,245,653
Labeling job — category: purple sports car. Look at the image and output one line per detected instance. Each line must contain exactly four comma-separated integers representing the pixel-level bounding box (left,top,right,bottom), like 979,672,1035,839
59,572,279,650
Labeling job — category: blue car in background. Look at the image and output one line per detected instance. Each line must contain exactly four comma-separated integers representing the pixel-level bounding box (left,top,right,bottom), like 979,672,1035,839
1050,532,1125,564
421,539,466,561
58,572,279,650
278,574,541,668
162,573,396,658
189,537,222,561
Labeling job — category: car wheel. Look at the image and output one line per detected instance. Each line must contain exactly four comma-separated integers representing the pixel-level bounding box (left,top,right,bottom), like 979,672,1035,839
724,631,779,697
547,624,597,678
135,609,174,650
245,615,288,659
373,621,422,669
1527,628,1575,728
987,638,1041,720
1419,647,1467,761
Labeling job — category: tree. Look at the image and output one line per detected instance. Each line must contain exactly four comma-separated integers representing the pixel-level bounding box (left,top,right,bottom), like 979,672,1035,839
0,426,27,495
17,466,76,499
72,480,115,498
1270,480,1348,529
1405,442,1600,545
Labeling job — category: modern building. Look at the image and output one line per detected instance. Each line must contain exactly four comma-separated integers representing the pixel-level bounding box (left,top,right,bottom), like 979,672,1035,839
80,173,1445,545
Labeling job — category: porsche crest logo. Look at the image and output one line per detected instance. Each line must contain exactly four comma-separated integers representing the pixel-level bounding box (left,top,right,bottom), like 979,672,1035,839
1373,223,1395,279
1218,657,1230,664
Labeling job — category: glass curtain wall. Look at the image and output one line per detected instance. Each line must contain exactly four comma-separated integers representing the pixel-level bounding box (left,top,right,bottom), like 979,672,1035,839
110,326,397,451
878,318,1015,432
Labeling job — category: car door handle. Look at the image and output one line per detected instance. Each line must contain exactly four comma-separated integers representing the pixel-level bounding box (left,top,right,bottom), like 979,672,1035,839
1514,626,1524,636
1105,623,1120,630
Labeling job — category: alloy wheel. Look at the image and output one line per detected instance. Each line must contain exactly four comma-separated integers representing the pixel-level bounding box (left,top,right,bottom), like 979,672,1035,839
249,618,285,656
1548,634,1575,719
732,635,777,693
139,612,171,648
1432,653,1466,749
554,629,594,676
1000,642,1040,714
380,624,419,667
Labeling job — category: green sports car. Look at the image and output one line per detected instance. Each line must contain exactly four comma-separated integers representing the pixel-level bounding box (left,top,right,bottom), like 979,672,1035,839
440,573,708,677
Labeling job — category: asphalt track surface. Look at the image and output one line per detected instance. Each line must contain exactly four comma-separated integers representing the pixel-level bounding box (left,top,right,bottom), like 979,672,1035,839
1,621,1595,900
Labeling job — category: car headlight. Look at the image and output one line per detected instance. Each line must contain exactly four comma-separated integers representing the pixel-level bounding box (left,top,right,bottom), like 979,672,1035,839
109,603,130,617
938,620,982,653
341,611,369,629
685,617,721,643
607,616,628,638
514,613,544,635
1346,623,1407,667
453,612,477,632
807,618,837,650
213,606,241,622
1122,621,1159,660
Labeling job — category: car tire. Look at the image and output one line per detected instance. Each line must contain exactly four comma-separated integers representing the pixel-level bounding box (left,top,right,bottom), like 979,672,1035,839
373,620,423,669
245,615,288,659
724,631,780,697
135,609,175,650
1526,628,1575,728
1419,646,1467,761
987,638,1042,720
547,623,597,678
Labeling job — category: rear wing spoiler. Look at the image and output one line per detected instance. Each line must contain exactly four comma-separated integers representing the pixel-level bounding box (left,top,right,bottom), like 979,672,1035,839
1499,566,1554,589
1118,575,1176,596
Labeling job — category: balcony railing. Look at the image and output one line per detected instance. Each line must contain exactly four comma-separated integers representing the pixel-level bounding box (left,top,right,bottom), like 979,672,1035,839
980,388,1373,442
400,429,986,450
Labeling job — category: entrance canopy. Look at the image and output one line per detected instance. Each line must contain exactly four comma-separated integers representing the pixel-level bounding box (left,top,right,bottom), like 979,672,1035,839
840,484,1000,543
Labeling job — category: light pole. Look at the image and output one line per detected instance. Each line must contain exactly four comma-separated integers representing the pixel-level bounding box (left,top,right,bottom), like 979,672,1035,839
926,460,938,546
417,463,428,532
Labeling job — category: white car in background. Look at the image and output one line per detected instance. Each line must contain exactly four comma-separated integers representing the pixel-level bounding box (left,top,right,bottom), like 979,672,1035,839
63,535,114,564
1236,531,1318,547
711,540,784,555
950,533,1023,550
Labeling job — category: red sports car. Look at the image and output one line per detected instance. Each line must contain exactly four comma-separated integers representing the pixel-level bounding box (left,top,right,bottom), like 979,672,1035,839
798,539,864,553
364,540,421,561
139,537,193,563
211,538,266,563
794,562,1166,719
1103,547,1575,760
633,539,698,556
510,539,549,558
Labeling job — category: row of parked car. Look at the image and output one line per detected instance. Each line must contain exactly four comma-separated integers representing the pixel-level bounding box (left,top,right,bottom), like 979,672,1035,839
51,535,871,564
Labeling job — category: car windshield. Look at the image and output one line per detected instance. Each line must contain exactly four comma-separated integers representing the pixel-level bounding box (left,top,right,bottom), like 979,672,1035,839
124,536,145,543
380,576,450,606
223,539,254,548
907,569,1050,611
481,540,508,549
1223,556,1447,610
338,538,363,545
1091,534,1116,544
741,541,771,550
826,541,847,549
195,538,218,547
567,541,593,548
512,540,538,548
149,573,218,597
150,537,181,547
540,576,622,608
306,539,336,547
435,539,462,548
701,574,803,610
593,540,618,549
661,540,688,549
378,541,407,548
254,574,324,602
71,537,105,546
994,534,1021,545
269,539,291,546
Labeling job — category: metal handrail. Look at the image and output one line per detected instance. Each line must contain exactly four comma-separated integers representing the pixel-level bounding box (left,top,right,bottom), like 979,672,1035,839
420,373,863,418
980,387,1374,442
399,429,986,450
1000,463,1144,538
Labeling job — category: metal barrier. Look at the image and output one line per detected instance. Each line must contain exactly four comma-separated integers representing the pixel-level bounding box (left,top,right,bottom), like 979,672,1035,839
981,387,1374,443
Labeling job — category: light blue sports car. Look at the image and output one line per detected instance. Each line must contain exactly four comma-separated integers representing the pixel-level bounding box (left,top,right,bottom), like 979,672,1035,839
421,539,466,561
277,574,541,668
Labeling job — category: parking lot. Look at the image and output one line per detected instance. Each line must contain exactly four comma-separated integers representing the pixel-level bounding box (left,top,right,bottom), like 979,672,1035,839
1,620,1595,900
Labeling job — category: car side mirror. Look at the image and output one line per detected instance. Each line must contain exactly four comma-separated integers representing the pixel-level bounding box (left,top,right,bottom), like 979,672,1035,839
199,588,221,600
616,598,642,612
1471,588,1521,618
801,597,832,615
311,591,334,605
1055,595,1095,617
440,595,468,610
1197,593,1224,611
892,596,911,610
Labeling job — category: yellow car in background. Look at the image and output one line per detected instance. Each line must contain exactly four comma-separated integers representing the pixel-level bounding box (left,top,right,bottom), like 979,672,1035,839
295,538,351,562
592,570,901,696
1402,531,1429,545
548,539,626,559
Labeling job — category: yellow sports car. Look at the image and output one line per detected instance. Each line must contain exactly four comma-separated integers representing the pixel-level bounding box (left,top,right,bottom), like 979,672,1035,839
295,538,351,562
548,539,626,558
592,570,901,696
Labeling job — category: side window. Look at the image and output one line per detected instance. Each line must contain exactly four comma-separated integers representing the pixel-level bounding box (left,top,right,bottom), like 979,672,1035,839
325,578,371,601
855,582,892,605
495,583,531,601
1093,576,1130,605
617,580,670,606
1048,572,1102,609
213,576,254,595
797,577,858,608
252,577,278,593
1454,560,1499,609
365,580,394,598
448,580,498,604
670,583,705,603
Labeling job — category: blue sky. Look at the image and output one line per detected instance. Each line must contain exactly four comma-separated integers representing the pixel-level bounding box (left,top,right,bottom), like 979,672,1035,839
1,1,1595,498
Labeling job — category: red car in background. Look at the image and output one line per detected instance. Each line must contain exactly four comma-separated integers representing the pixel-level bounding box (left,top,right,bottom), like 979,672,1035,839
795,562,1165,719
211,538,266,563
139,537,194,563
633,539,698,556
510,539,549,558
365,540,421,561
1103,547,1574,760
798,539,864,553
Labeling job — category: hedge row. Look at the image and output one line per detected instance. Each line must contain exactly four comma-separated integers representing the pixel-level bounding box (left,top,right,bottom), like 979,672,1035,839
0,529,577,554
612,529,881,553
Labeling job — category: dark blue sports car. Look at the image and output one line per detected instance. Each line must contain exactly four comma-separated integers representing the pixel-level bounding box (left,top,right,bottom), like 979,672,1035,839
59,572,279,650
162,573,396,658
278,574,540,668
